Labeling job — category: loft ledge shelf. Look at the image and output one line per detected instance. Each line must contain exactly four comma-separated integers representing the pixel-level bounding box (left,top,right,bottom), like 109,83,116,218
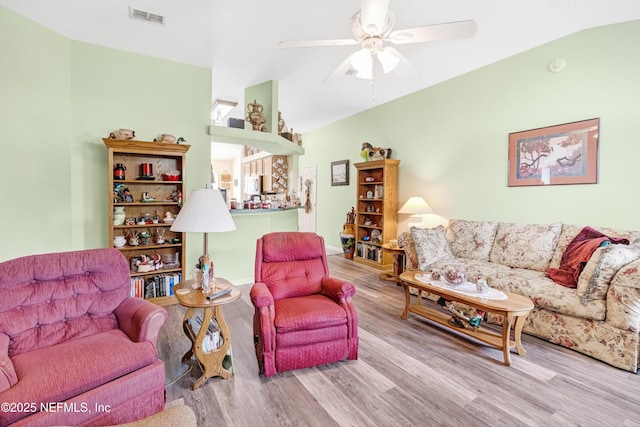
208,125,304,155
103,138,191,154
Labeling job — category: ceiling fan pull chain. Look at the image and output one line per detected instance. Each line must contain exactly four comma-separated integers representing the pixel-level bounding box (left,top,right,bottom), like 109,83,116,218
371,78,375,102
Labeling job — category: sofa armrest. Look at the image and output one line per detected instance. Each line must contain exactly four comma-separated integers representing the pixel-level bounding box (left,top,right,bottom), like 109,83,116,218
606,259,640,331
321,276,356,301
397,232,418,271
250,282,274,308
115,297,168,350
0,333,17,393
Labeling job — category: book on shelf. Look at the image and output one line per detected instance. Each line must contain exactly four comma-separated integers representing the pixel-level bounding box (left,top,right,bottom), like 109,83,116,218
188,314,223,353
132,272,182,299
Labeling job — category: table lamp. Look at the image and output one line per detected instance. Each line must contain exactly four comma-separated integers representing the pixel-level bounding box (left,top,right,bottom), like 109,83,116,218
398,196,434,229
170,188,236,292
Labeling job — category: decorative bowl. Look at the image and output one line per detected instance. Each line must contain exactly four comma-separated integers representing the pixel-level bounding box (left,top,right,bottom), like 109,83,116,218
443,264,467,285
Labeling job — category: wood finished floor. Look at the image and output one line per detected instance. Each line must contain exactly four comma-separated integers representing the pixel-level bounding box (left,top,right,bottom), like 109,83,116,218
158,255,640,427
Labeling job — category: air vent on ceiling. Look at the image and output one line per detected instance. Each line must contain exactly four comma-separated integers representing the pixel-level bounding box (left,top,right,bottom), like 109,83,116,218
129,7,165,25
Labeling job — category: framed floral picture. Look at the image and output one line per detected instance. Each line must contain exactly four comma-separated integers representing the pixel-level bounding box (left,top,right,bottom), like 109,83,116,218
331,160,349,186
508,118,600,186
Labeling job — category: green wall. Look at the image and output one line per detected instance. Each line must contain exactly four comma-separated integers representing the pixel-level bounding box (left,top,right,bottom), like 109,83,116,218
0,7,213,276
302,20,640,250
0,7,72,257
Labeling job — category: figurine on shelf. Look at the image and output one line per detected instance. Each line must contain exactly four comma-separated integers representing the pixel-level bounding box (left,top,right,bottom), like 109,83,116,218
156,228,166,244
360,142,392,161
128,230,140,246
153,133,176,144
108,128,135,140
246,99,267,132
163,211,175,224
278,111,285,134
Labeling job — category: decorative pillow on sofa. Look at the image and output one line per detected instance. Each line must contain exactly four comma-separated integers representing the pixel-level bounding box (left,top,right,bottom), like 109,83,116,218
488,222,562,272
410,226,454,271
577,244,640,304
397,232,419,271
445,219,499,261
549,224,640,270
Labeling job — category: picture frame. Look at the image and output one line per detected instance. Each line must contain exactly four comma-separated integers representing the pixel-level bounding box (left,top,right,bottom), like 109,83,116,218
331,160,349,186
508,118,600,187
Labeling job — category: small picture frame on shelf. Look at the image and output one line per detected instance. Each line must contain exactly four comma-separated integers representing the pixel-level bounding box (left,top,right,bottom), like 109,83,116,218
331,160,349,186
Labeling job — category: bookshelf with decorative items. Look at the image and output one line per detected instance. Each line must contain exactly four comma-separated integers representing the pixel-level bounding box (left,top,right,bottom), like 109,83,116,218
354,159,400,269
103,138,190,306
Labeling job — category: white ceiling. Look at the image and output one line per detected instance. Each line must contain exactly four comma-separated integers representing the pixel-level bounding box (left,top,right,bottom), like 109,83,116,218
2,0,640,133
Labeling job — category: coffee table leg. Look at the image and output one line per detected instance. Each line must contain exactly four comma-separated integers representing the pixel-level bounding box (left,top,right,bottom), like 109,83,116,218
514,314,527,356
401,282,410,320
502,313,514,366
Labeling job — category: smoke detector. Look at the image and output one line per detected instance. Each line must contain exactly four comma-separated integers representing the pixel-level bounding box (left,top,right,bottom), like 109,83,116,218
129,7,165,25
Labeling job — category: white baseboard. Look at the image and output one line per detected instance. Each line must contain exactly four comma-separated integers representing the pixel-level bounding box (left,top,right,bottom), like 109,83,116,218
325,245,343,255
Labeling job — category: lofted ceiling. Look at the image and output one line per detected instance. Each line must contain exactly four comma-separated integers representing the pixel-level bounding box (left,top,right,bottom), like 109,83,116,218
2,0,640,133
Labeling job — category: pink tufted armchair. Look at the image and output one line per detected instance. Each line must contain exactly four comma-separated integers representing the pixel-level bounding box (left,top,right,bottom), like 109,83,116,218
0,249,167,427
250,232,358,377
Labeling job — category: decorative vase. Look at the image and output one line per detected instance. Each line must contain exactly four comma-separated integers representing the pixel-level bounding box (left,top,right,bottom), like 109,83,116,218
113,206,126,226
340,233,356,259
113,235,126,248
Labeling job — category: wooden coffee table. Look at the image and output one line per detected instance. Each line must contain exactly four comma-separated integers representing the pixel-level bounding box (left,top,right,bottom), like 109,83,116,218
399,270,534,366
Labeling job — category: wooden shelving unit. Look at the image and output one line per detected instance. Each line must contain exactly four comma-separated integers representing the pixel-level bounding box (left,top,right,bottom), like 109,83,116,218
103,138,190,306
354,159,400,270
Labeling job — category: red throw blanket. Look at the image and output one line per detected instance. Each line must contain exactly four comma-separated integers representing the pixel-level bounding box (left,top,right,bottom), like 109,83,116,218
546,226,629,288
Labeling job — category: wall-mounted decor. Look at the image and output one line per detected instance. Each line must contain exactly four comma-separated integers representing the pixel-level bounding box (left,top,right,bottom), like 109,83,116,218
331,160,349,186
508,118,600,187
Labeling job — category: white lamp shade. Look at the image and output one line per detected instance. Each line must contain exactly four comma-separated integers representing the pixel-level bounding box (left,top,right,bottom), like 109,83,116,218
398,197,434,215
170,188,236,233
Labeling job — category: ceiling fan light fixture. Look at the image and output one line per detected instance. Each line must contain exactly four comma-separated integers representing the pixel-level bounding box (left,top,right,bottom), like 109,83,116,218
351,48,373,80
377,49,400,74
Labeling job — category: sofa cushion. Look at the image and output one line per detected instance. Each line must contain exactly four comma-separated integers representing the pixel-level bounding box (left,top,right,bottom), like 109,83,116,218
446,219,499,261
489,222,562,272
549,224,640,270
577,244,640,304
410,226,454,271
4,329,157,419
274,294,347,333
546,226,630,289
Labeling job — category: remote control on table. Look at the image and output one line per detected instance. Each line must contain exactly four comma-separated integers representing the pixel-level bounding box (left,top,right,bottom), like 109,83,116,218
206,288,232,300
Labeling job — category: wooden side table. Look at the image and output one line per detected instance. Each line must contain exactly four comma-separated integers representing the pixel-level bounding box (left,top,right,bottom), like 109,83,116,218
378,243,405,286
173,279,241,390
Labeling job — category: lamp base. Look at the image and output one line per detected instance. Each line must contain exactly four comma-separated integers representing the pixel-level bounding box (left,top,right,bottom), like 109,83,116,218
198,254,216,294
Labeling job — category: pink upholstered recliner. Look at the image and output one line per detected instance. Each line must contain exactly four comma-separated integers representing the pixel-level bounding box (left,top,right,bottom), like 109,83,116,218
250,232,358,377
0,249,167,427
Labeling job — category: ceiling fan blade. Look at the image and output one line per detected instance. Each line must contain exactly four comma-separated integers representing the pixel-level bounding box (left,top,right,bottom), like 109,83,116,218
360,0,390,35
387,20,477,45
383,47,420,79
278,39,359,49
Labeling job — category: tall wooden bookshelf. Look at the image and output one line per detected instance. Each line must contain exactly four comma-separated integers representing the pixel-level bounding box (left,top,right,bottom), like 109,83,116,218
104,138,190,306
354,159,400,269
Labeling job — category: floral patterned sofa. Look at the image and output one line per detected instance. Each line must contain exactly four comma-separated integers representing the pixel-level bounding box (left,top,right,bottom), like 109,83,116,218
398,220,640,372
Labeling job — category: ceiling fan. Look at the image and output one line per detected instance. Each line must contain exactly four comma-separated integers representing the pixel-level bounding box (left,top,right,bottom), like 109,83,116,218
278,0,477,81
